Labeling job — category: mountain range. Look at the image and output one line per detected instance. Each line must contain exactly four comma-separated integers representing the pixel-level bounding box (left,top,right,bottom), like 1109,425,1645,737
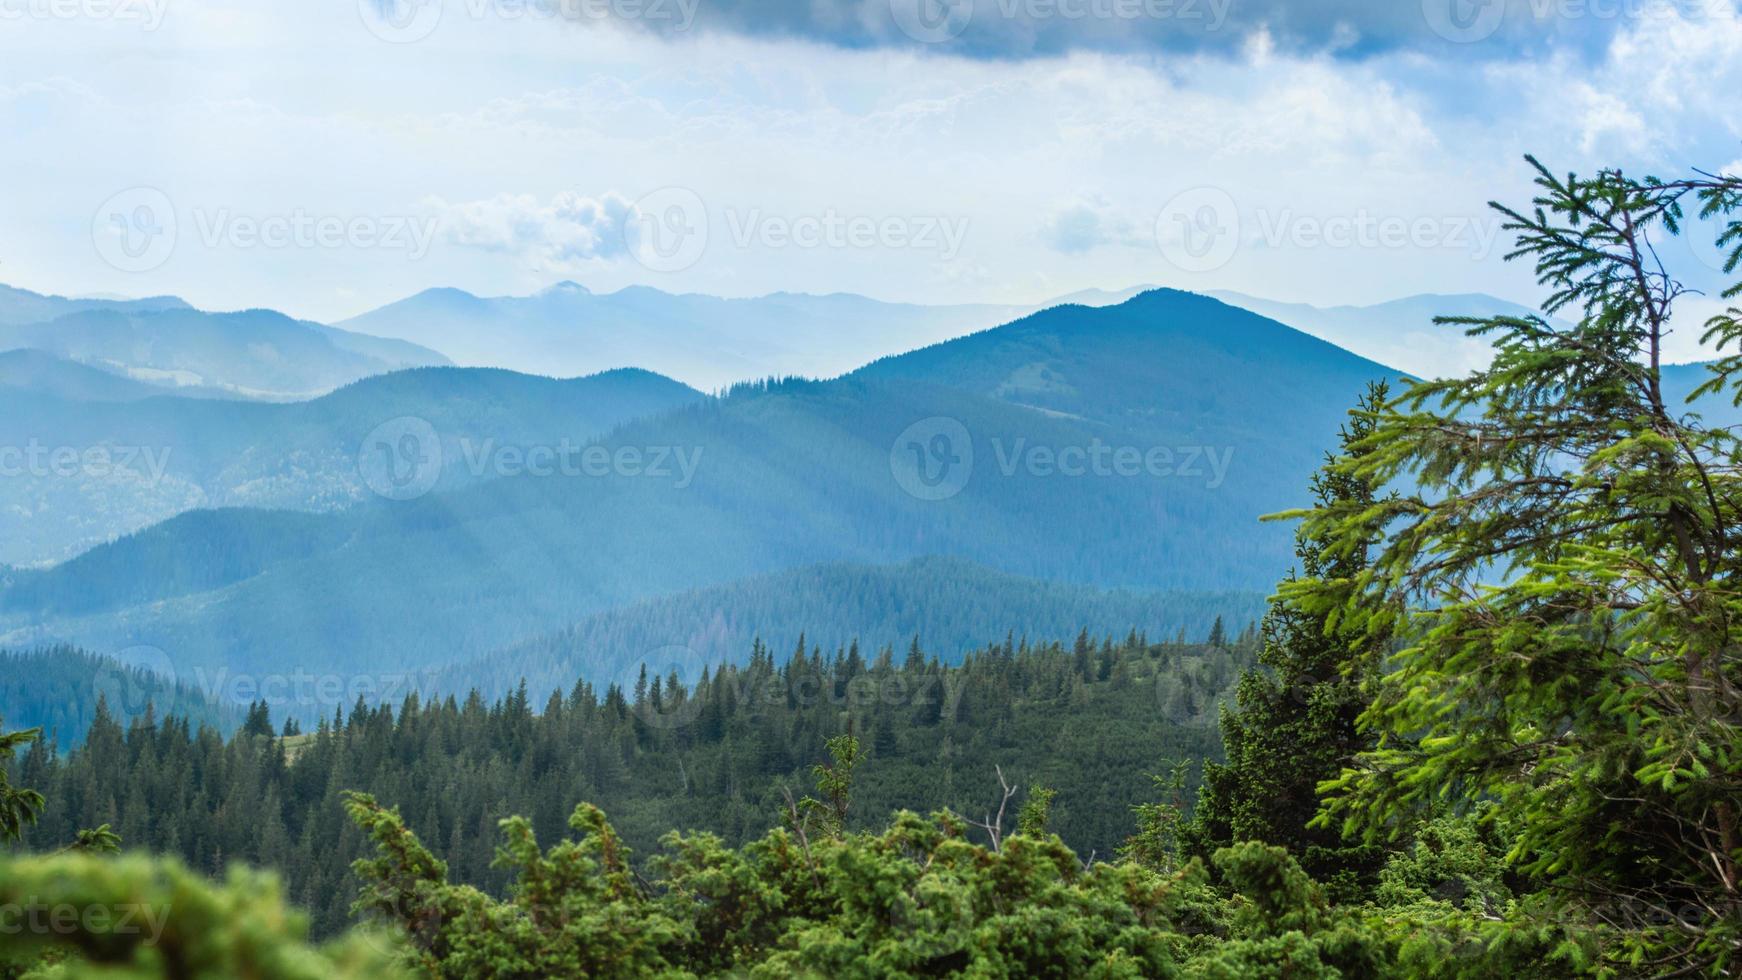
11,280,1733,724
0,284,448,399
0,363,703,566
0,289,1401,714
336,281,1029,391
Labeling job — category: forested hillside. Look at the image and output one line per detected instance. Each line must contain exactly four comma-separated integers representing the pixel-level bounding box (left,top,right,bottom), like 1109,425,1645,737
0,647,239,746
0,365,704,566
1,291,1397,689
7,630,1254,938
2,158,1740,979
437,556,1266,702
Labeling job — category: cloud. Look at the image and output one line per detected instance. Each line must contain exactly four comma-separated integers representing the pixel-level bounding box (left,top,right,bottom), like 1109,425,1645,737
1040,198,1145,254
432,191,638,266
512,0,1739,61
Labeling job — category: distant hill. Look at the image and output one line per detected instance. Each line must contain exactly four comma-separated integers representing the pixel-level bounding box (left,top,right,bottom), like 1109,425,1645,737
0,365,706,565
0,290,1401,691
338,282,1027,390
0,283,451,399
0,646,241,745
436,556,1268,703
0,283,190,325
0,349,182,402
1207,290,1556,379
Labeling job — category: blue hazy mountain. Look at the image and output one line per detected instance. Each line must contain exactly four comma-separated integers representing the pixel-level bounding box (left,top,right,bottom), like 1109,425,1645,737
0,284,451,399
0,290,1403,691
1206,290,1558,379
0,349,182,402
0,283,190,325
437,556,1268,704
0,646,241,744
337,281,1028,390
0,366,705,566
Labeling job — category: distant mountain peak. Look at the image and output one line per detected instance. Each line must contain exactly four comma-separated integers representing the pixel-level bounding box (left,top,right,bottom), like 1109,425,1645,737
538,280,593,298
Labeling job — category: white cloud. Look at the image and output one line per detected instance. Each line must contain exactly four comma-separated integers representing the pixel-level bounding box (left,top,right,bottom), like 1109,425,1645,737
0,0,1736,336
432,191,638,267
1039,197,1145,254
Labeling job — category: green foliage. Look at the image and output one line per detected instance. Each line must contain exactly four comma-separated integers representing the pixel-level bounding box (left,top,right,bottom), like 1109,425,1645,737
1184,384,1390,895
0,648,240,746
0,719,44,843
59,825,122,856
796,733,862,840
0,851,409,980
1119,764,1192,874
10,633,1250,938
1017,784,1057,838
1288,157,1742,974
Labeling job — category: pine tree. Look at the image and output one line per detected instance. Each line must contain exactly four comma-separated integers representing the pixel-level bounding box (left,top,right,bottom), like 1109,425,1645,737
0,719,45,842
1297,158,1742,972
1184,382,1389,895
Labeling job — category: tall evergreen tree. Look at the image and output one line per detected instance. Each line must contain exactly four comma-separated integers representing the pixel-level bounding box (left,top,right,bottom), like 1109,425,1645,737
1183,383,1388,893
1298,158,1742,972
0,719,45,843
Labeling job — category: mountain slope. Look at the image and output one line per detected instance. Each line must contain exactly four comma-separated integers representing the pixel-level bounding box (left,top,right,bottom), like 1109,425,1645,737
0,290,1402,688
338,282,1026,389
0,349,178,402
437,556,1267,704
1207,290,1554,379
0,646,241,744
0,283,189,325
0,306,449,399
0,366,706,566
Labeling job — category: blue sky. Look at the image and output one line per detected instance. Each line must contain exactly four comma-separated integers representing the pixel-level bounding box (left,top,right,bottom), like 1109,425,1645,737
1,0,1739,360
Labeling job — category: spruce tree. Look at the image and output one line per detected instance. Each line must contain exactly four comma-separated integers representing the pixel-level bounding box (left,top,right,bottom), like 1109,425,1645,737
1298,158,1742,972
1183,382,1389,894
0,719,45,842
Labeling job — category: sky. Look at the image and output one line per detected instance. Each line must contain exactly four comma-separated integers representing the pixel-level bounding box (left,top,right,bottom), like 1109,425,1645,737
1,0,1740,360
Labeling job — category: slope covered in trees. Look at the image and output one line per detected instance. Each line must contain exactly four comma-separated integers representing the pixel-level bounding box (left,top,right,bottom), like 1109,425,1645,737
1,291,1398,686
437,556,1266,704
7,631,1255,938
3,156,1740,978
